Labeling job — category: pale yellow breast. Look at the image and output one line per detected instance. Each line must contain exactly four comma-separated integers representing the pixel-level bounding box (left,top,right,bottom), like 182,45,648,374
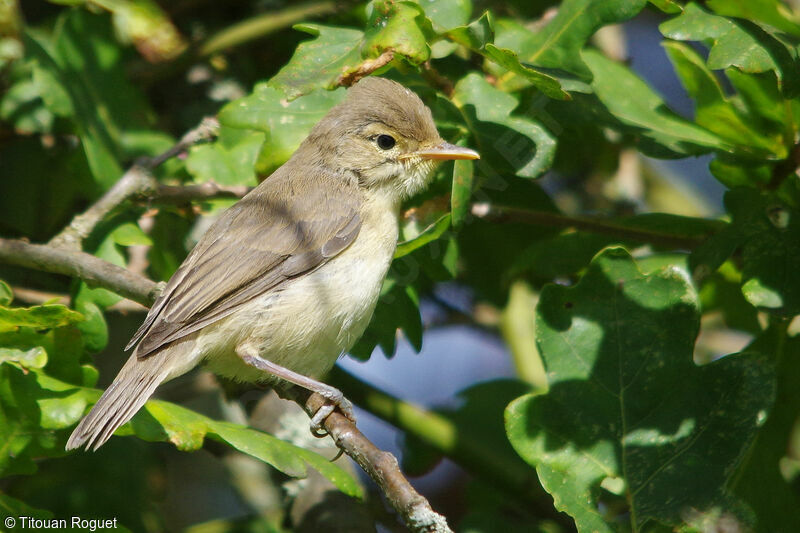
199,190,400,383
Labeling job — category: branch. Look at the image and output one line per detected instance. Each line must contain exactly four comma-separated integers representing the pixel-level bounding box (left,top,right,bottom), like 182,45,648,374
470,203,715,250
152,182,251,204
0,239,160,306
0,236,448,532
48,117,220,250
289,388,452,533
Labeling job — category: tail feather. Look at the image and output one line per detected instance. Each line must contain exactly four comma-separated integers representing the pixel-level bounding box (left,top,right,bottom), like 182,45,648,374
66,349,171,451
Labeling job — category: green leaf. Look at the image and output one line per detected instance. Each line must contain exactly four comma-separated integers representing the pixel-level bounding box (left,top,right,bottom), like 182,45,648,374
90,0,188,62
732,326,800,532
451,153,474,227
269,2,431,100
0,304,84,332
0,280,12,307
446,13,571,100
494,0,648,91
663,40,785,158
132,399,362,498
418,0,472,33
74,300,109,353
268,24,363,99
0,76,55,134
648,0,683,14
185,126,265,186
0,492,54,521
660,3,800,97
110,222,153,246
506,247,774,530
583,48,732,156
706,0,800,38
362,1,431,64
453,73,556,178
395,214,451,258
350,278,421,358
23,10,155,188
445,11,493,51
0,347,47,369
724,189,800,315
219,86,345,175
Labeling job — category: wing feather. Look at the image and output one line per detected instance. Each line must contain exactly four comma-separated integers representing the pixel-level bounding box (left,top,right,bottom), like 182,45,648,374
128,169,362,358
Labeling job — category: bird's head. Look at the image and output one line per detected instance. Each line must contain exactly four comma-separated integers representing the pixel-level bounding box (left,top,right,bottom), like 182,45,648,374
303,77,479,201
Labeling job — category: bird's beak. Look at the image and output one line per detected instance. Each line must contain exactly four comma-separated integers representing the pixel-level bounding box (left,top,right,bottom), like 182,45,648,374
408,142,480,161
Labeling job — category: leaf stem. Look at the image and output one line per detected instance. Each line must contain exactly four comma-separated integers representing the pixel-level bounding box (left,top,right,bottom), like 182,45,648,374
198,1,338,57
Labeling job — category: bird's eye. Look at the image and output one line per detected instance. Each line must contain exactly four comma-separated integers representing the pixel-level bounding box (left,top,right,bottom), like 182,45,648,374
376,134,396,150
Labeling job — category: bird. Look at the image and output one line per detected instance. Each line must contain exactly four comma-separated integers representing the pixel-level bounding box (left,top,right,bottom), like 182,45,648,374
66,77,479,451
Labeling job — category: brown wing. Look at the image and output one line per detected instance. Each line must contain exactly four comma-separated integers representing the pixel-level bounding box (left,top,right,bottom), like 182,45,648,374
128,169,362,358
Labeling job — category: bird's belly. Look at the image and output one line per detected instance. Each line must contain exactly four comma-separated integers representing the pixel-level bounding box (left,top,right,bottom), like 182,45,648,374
199,221,396,383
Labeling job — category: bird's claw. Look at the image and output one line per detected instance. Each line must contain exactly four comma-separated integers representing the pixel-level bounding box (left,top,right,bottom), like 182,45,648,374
308,391,356,437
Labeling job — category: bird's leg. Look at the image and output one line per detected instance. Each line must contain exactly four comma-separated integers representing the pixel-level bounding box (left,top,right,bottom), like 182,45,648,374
235,344,356,433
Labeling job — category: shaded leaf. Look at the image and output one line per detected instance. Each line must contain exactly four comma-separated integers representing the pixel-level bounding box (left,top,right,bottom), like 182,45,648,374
453,73,556,178
268,24,363,99
494,0,648,91
0,280,12,307
584,48,732,156
185,126,265,186
451,153,474,227
660,3,800,97
446,13,570,100
362,0,432,63
663,40,784,158
419,0,472,33
724,189,800,315
219,86,345,175
507,247,774,530
133,399,362,497
732,327,800,532
349,278,421,359
395,214,451,258
706,0,800,38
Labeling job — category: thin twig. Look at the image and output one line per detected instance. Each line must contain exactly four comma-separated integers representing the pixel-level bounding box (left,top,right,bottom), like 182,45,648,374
288,388,453,533
48,117,219,250
470,203,719,250
152,182,251,204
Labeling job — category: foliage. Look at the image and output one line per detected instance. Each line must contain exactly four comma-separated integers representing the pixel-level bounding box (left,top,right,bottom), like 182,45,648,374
2,0,800,531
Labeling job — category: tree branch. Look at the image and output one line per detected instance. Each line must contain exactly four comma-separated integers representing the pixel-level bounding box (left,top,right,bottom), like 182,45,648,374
48,117,220,250
470,203,718,250
289,388,452,533
0,235,448,532
151,182,251,204
0,238,161,306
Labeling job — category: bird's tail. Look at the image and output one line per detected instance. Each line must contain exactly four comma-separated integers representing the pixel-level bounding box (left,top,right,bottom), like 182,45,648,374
66,342,192,451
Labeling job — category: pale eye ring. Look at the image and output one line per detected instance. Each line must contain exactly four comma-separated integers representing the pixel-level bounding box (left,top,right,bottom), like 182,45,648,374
376,134,396,150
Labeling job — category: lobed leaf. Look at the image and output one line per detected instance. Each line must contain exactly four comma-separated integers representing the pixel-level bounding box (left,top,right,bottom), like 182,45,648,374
219,86,345,175
506,247,775,530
